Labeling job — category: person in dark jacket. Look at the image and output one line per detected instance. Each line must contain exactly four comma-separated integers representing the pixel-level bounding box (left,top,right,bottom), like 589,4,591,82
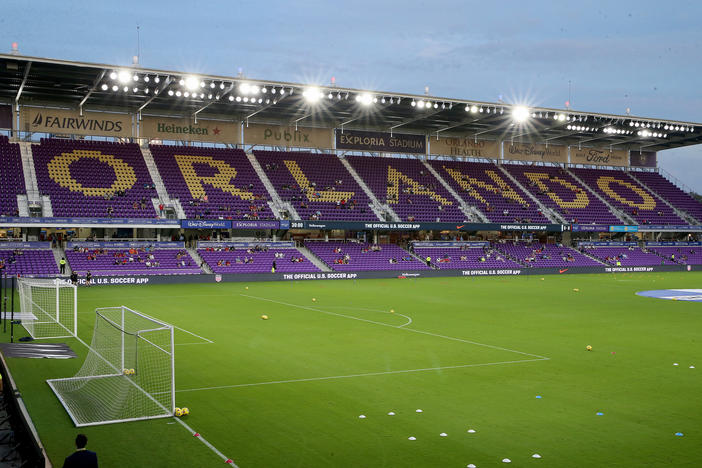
62,434,98,468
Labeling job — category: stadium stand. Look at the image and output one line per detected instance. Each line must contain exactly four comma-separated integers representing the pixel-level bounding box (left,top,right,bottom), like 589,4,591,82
642,245,702,265
631,171,702,223
306,241,429,271
31,139,158,218
503,163,621,224
66,246,200,275
496,241,603,267
429,160,550,223
571,167,685,224
253,150,375,220
347,156,466,222
412,243,522,269
0,248,59,277
150,145,273,220
198,243,319,273
0,136,25,217
580,245,675,266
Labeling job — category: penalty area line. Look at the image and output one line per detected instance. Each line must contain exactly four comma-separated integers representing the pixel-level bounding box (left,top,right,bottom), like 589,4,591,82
240,294,548,359
175,357,549,394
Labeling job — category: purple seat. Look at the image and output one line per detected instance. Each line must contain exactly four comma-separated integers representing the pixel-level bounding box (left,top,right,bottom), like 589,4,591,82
646,246,702,265
430,160,550,223
66,247,200,276
503,164,620,224
306,241,430,271
632,172,702,223
254,150,377,221
198,245,320,273
150,145,272,220
32,139,158,218
582,245,673,266
413,245,522,269
571,168,685,225
348,156,465,222
0,249,59,276
496,241,603,267
0,137,25,217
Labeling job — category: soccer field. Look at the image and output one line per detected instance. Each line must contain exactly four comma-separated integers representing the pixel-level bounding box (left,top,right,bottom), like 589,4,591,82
2,272,701,467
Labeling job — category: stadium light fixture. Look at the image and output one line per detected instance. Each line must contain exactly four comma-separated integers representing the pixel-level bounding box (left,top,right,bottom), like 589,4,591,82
228,95,234,101
280,89,286,96
132,74,139,82
236,96,242,102
100,84,108,91
303,87,324,103
184,91,190,98
210,82,215,89
109,71,117,80
266,98,270,104
175,90,182,97
243,97,248,102
219,83,225,90
328,92,333,99
512,106,530,123
240,83,252,95
261,86,268,93
200,93,205,99
117,70,131,84
132,87,138,93
112,85,119,92
470,105,478,113
357,93,373,106
464,105,470,112
145,88,150,94
207,93,212,99
122,86,129,92
184,76,199,91
144,76,150,83
411,100,417,107
200,81,205,88
417,100,425,109
154,76,160,84
168,90,174,96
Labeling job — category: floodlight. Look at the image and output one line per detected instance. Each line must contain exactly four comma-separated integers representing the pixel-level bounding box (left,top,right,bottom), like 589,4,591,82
184,91,190,97
101,84,108,91
132,74,139,82
154,77,160,83
112,85,119,92
417,100,425,109
175,90,182,97
235,96,242,102
239,83,251,94
132,87,138,93
229,95,234,101
262,87,267,93
512,106,530,123
144,88,150,94
219,83,225,90
117,70,131,84
122,86,128,92
470,105,478,113
358,93,373,106
168,90,174,96
109,71,117,80
144,76,150,83
184,76,199,91
303,87,323,103
200,81,205,88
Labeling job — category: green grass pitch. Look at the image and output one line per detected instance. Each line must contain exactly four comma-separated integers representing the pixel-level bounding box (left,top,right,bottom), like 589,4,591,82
2,272,701,467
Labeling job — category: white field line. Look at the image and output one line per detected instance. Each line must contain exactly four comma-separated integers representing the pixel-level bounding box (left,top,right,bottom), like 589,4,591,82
173,325,214,344
71,335,235,466
240,294,548,360
175,358,548,394
324,305,412,328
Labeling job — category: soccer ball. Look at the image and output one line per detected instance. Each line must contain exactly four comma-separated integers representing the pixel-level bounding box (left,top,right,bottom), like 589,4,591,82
390,309,395,313
586,345,592,351
182,407,190,415
312,298,316,302
261,315,269,320
245,286,249,290
175,407,183,417
123,369,130,375
129,368,135,375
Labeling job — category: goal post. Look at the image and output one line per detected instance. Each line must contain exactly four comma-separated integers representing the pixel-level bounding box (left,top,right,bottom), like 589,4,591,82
47,306,175,427
18,278,77,339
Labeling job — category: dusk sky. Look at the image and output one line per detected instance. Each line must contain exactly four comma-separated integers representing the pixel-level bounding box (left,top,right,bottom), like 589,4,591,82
4,0,701,191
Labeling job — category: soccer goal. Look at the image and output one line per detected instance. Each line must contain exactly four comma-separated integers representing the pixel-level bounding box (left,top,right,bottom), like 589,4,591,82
18,278,77,339
47,306,175,426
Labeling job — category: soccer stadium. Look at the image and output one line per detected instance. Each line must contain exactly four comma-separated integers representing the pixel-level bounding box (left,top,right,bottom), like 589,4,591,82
0,11,702,466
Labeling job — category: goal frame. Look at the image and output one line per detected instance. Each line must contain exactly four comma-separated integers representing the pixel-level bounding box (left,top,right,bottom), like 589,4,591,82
18,277,77,339
47,306,175,427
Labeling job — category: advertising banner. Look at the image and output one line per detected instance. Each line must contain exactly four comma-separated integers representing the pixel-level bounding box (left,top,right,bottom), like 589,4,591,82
411,241,490,248
140,116,241,143
430,137,499,158
67,241,184,249
288,220,570,232
180,219,281,230
571,224,612,232
198,241,295,249
609,225,638,232
0,217,177,227
570,147,629,167
0,104,12,130
645,241,701,246
577,241,638,247
503,142,567,163
629,150,657,168
20,108,132,138
0,241,51,249
244,124,332,149
335,129,426,154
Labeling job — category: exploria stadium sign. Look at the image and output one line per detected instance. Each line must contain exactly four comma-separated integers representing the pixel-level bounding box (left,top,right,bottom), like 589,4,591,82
335,129,426,154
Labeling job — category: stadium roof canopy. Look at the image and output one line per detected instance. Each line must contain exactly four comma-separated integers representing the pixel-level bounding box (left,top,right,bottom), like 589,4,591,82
0,54,700,152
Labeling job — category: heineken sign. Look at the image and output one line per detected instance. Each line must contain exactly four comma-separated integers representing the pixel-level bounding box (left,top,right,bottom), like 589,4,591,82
335,129,426,154
141,116,241,143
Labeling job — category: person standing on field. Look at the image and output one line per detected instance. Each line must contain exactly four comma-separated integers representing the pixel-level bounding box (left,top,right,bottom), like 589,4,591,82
62,434,98,468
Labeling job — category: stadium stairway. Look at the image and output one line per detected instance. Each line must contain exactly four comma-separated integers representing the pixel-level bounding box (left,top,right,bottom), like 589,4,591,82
421,159,487,222
246,152,300,220
565,168,634,224
627,172,699,225
296,245,332,272
497,164,566,223
187,248,212,273
339,156,397,221
18,142,42,209
492,244,527,267
15,195,29,217
139,146,180,218
52,247,71,275
577,248,608,265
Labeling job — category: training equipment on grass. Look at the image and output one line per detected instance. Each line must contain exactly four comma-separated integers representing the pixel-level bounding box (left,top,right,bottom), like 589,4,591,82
175,407,183,417
467,429,476,433
261,315,269,320
312,298,316,302
502,458,511,463
586,345,592,351
532,454,542,458
439,432,447,437
358,414,366,419
18,278,77,339
47,306,175,426
182,407,189,415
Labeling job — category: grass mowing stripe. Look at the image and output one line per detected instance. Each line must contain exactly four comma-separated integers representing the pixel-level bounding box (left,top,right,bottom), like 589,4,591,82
174,357,549,393
241,293,549,359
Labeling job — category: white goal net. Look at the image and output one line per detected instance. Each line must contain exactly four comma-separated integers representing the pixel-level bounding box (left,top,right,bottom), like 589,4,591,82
18,278,77,339
47,306,175,426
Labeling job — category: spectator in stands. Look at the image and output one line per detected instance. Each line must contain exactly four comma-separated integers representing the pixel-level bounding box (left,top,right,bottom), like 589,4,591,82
272,260,277,273
60,257,67,274
62,433,97,468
